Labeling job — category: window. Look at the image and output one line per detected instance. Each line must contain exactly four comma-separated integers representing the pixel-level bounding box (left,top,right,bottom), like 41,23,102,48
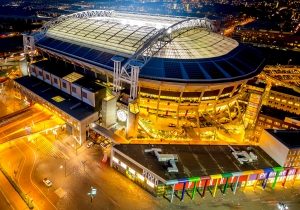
266,119,273,123
46,74,50,80
72,86,76,93
282,124,288,128
54,78,58,84
39,71,43,76
274,122,280,126
82,91,87,99
62,82,67,89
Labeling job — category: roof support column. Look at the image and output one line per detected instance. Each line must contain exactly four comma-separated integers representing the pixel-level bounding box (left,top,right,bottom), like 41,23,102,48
202,179,208,197
233,176,239,194
253,174,260,190
181,182,186,201
272,171,280,189
292,168,298,186
170,184,175,203
223,177,229,194
112,56,124,93
262,172,271,189
243,174,250,191
282,169,289,188
191,181,198,200
212,178,219,197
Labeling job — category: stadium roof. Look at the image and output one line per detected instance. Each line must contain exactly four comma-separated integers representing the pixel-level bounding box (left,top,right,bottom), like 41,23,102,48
35,11,265,83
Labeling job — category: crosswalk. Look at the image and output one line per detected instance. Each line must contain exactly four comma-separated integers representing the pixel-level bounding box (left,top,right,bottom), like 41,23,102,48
30,134,68,160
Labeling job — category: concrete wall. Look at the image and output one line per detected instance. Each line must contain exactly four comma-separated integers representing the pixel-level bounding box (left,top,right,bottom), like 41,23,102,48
43,70,52,85
259,130,289,166
71,83,82,100
61,79,71,94
51,74,61,89
36,66,44,80
82,88,95,107
29,65,36,76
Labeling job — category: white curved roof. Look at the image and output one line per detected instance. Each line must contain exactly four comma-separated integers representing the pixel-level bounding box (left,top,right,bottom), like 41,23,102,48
45,12,238,59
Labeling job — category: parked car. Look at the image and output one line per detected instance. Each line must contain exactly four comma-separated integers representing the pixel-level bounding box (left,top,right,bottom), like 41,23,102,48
43,178,52,187
87,141,94,148
168,123,176,127
277,202,288,210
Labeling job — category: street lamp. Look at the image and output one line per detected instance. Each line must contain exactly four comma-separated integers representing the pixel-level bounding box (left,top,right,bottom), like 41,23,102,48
87,186,97,203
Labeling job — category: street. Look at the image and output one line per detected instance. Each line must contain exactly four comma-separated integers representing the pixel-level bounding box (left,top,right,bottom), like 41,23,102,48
1,133,300,210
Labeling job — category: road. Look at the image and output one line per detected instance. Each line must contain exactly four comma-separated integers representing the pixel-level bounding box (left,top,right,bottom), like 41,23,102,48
1,132,300,209
0,104,64,143
0,188,13,210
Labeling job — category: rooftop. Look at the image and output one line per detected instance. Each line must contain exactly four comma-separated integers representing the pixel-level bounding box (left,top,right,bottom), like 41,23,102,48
259,105,300,121
114,144,279,181
271,85,300,98
246,78,267,89
33,59,106,93
35,11,265,83
14,76,96,121
266,129,300,149
45,13,237,59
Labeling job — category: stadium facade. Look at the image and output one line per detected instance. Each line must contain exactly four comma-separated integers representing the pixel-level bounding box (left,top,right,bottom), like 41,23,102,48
17,10,265,143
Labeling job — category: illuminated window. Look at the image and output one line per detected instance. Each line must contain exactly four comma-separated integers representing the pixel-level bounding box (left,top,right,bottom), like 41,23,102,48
266,119,273,123
270,96,274,100
282,124,288,128
146,180,155,188
52,96,65,103
128,168,135,174
274,122,280,126
112,157,119,163
120,162,127,169
137,174,145,181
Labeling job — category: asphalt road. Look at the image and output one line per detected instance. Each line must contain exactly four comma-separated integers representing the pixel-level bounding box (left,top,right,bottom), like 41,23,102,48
0,189,12,210
0,106,52,143
1,133,300,210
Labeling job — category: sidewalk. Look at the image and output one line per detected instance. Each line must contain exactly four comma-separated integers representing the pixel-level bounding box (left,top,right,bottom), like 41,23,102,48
0,171,28,210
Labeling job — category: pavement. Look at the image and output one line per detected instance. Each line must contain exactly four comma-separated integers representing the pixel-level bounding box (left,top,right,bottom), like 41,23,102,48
0,167,28,210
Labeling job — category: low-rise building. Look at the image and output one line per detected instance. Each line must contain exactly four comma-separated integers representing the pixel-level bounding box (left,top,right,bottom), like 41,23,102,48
260,129,300,167
267,85,300,115
111,144,300,203
253,105,300,142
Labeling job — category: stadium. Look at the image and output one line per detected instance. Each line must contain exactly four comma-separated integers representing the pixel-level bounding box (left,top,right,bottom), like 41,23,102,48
16,10,265,143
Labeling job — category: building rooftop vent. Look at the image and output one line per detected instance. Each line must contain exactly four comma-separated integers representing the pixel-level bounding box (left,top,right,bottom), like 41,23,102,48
145,148,178,173
228,145,258,165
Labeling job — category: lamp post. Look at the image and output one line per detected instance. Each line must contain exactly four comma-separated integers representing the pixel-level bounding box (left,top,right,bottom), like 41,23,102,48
87,186,97,203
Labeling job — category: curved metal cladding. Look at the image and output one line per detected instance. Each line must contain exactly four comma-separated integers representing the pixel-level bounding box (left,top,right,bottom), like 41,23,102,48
140,44,265,83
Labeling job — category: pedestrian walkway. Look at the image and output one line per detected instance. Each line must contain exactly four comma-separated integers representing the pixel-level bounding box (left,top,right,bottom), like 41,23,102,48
31,134,69,160
0,170,29,210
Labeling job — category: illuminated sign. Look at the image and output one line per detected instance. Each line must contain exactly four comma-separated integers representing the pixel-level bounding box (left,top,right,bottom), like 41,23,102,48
117,109,127,122
142,169,159,186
